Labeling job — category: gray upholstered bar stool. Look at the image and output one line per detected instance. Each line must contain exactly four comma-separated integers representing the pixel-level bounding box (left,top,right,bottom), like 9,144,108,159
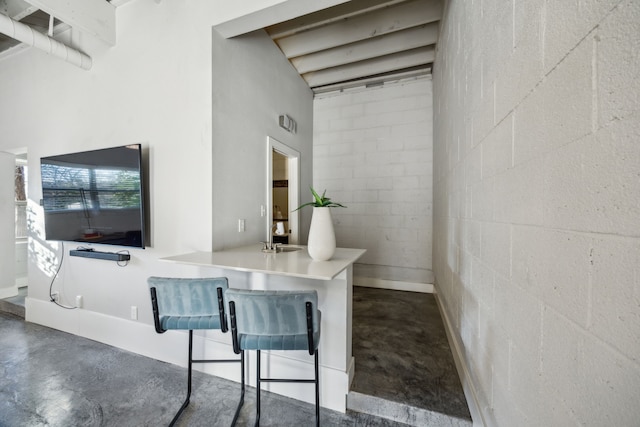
226,288,321,427
148,276,245,426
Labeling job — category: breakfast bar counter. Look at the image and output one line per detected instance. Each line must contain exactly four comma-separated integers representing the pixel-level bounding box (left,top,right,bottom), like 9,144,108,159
161,244,366,412
162,245,365,281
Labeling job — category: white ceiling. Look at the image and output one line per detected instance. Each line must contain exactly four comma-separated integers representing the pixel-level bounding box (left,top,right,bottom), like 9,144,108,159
0,0,441,92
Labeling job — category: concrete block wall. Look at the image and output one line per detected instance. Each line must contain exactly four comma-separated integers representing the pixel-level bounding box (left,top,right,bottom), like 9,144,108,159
313,77,433,285
433,0,640,425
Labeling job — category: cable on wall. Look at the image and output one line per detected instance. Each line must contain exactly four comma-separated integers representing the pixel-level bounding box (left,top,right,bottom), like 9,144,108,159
48,242,77,310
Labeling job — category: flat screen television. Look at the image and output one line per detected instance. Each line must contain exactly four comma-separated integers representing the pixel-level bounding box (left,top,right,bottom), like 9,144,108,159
40,144,146,249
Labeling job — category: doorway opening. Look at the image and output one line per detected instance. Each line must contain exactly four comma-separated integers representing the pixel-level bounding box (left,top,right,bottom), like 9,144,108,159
0,149,28,317
266,137,300,245
15,153,28,290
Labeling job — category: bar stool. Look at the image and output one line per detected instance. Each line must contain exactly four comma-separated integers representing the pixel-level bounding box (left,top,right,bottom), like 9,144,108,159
148,276,245,426
226,289,321,427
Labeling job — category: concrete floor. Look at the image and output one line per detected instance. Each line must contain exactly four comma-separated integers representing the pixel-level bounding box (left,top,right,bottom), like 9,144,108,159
350,287,471,426
0,286,26,318
0,286,471,426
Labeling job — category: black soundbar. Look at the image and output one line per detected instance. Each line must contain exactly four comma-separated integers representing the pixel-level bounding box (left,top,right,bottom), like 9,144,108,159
70,249,130,262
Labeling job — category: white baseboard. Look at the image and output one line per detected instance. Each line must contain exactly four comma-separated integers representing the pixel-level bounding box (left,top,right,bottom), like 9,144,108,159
354,277,434,293
433,289,486,427
0,285,19,299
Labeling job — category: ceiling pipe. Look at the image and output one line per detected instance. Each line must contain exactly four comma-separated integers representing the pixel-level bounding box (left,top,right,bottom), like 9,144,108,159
0,13,91,70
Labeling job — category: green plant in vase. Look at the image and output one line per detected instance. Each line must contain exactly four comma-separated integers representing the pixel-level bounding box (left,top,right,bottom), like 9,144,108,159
296,187,346,261
295,187,346,210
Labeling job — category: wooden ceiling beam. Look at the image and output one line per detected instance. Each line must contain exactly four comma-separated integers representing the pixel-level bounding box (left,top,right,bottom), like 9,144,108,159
312,68,431,94
266,0,408,39
275,0,441,58
291,22,438,74
212,0,350,39
302,45,435,88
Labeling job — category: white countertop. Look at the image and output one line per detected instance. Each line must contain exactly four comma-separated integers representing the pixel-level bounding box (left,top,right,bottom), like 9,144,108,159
161,244,366,280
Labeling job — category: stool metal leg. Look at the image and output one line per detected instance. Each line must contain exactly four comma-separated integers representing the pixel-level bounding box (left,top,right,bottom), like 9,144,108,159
256,350,261,427
169,330,194,427
231,350,245,427
168,330,245,427
314,349,320,427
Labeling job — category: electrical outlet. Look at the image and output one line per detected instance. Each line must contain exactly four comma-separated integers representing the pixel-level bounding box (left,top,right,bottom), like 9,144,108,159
238,219,245,232
131,306,138,320
75,295,83,308
51,292,59,302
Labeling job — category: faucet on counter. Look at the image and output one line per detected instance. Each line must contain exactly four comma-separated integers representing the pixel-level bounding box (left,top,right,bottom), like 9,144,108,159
261,223,280,253
261,241,281,253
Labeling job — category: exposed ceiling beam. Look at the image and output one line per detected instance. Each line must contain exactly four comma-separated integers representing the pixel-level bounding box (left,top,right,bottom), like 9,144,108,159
302,45,435,88
266,0,409,39
312,68,431,94
0,0,37,20
291,22,438,74
212,0,351,39
275,0,442,58
26,0,116,45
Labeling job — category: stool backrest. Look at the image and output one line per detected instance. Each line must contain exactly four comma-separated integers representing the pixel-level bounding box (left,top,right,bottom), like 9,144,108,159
148,277,229,332
226,289,320,354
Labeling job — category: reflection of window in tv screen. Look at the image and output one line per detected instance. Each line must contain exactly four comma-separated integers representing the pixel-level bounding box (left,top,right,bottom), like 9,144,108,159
41,165,141,211
40,144,146,249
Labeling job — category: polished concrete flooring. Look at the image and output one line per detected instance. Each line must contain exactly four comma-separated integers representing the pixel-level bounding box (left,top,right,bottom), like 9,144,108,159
0,286,26,318
0,286,471,426
350,287,471,426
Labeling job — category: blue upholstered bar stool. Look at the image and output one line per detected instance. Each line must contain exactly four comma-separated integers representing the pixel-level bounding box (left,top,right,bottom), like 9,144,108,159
226,289,321,427
148,277,245,427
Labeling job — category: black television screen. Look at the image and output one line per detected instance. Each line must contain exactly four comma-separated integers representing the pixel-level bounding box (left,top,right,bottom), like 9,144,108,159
40,144,146,248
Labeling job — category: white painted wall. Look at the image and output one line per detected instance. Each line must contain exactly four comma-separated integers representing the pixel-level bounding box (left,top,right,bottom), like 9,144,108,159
0,0,312,369
433,0,640,425
313,77,433,287
15,240,28,287
211,29,313,250
0,152,17,298
0,0,218,325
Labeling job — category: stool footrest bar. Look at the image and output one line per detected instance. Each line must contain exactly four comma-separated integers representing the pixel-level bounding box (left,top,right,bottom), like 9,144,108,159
260,378,316,383
192,358,242,363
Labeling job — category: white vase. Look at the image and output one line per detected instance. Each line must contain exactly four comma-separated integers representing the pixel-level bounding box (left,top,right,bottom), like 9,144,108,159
307,207,336,261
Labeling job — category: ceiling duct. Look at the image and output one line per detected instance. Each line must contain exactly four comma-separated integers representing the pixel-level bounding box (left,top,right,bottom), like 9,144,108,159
0,12,91,70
